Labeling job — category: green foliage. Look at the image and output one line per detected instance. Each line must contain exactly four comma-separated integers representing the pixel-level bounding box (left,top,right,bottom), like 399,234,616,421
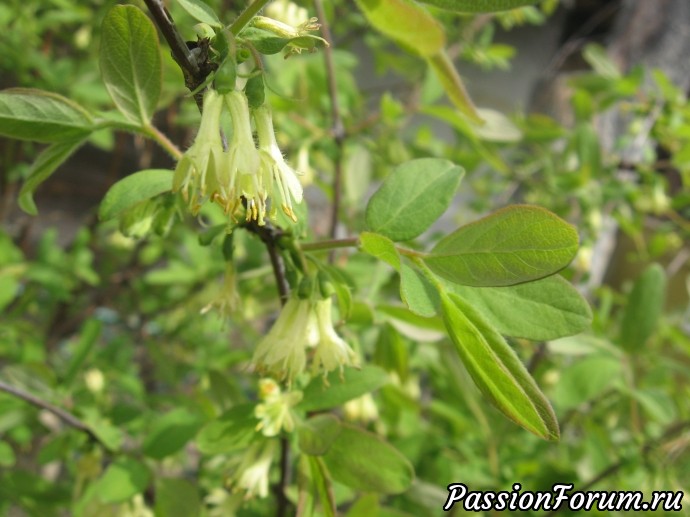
100,5,162,125
365,158,464,241
423,205,579,286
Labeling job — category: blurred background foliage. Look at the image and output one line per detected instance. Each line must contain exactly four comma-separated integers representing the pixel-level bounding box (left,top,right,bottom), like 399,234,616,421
0,0,689,515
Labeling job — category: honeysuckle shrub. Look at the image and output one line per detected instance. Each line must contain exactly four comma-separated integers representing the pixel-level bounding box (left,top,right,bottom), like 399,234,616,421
0,0,688,515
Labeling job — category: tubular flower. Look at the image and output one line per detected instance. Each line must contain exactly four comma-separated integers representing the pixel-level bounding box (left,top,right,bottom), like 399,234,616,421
253,105,303,222
230,440,277,499
251,297,319,383
311,297,358,379
254,378,303,436
252,295,357,383
172,89,224,214
215,90,264,223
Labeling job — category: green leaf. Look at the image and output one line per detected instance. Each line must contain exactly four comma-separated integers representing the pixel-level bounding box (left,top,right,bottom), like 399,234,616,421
18,138,88,215
0,88,93,142
400,261,439,317
359,231,400,269
354,0,446,57
176,0,222,28
423,205,579,287
99,169,173,221
298,414,342,456
155,478,201,517
427,51,483,123
298,366,389,412
100,5,162,124
196,403,256,455
323,424,414,494
417,0,541,12
142,408,204,459
365,158,464,241
307,456,337,517
620,263,666,352
440,291,559,440
453,276,592,340
96,457,150,504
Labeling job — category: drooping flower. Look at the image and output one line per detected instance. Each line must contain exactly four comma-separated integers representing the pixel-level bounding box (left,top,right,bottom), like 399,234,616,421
201,261,241,318
229,440,277,499
254,378,303,436
251,296,319,383
253,105,303,222
252,294,358,383
214,90,265,223
311,297,358,379
173,89,225,214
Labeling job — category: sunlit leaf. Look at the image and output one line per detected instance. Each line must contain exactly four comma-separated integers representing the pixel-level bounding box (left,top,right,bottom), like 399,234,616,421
100,5,162,124
440,290,559,440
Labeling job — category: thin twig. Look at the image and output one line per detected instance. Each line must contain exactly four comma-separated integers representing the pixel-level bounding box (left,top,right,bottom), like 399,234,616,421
314,0,346,249
0,380,103,445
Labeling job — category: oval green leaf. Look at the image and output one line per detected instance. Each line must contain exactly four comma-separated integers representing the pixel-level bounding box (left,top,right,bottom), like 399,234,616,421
323,424,414,494
453,275,592,340
359,231,400,269
19,138,88,215
100,5,162,124
424,205,579,287
440,291,559,440
0,88,93,143
298,366,389,412
99,169,173,221
177,0,222,27
355,0,445,57
400,261,439,317
417,0,541,12
365,158,464,241
620,263,666,352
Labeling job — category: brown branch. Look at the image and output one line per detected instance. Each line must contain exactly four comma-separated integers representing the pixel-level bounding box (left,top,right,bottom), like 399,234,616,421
0,380,103,445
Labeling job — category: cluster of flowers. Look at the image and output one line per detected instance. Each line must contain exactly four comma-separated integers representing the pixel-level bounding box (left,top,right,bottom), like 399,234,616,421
252,295,358,384
173,88,303,225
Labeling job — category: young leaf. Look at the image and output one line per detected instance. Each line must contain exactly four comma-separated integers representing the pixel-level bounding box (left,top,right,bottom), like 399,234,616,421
427,51,483,123
440,290,560,440
423,205,579,287
354,0,445,58
620,263,666,352
0,88,93,142
100,5,162,124
98,169,173,221
365,158,464,241
298,366,389,412
359,231,400,269
417,0,541,12
323,424,414,494
452,275,592,340
19,138,88,215
177,0,223,28
400,261,439,317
